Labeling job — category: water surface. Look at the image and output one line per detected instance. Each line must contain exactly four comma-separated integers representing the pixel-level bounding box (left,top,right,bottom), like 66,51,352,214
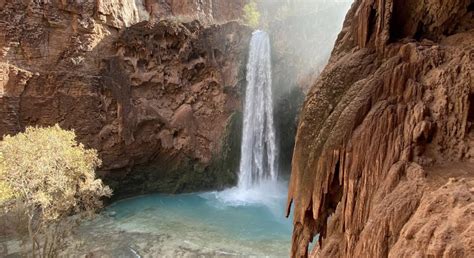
70,181,292,257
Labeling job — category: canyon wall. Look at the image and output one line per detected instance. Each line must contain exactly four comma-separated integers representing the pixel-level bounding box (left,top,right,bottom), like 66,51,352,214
288,0,473,257
145,0,247,23
0,0,251,197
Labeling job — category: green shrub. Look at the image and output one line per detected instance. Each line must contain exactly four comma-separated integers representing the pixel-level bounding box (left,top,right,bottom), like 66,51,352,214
243,1,261,28
0,179,14,203
0,125,112,256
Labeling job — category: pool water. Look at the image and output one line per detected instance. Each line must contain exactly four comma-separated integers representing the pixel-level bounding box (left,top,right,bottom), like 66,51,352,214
70,180,293,257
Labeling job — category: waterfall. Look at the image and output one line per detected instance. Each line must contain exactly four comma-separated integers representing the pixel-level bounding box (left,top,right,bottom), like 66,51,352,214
238,30,277,189
213,30,283,207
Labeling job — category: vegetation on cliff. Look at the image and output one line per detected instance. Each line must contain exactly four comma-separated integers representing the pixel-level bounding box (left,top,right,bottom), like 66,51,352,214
243,1,261,28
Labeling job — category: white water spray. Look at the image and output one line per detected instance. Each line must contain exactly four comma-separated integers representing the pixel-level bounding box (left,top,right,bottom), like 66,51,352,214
205,31,286,211
238,30,278,189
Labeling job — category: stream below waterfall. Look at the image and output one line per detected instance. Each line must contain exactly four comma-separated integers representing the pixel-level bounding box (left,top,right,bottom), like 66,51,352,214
65,180,292,257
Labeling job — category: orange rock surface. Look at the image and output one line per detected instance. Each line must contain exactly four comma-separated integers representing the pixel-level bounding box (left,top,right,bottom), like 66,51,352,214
287,0,474,257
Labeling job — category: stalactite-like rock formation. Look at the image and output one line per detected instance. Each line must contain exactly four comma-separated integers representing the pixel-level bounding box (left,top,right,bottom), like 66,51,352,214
287,0,474,257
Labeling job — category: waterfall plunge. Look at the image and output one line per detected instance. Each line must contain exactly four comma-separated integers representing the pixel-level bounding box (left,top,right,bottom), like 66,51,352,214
238,30,278,189
211,30,284,209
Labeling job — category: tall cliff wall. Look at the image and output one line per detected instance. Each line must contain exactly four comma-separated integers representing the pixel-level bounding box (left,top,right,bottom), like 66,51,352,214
0,0,251,197
288,0,473,257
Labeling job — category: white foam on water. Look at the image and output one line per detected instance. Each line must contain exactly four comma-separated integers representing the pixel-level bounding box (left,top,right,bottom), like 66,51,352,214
201,179,288,217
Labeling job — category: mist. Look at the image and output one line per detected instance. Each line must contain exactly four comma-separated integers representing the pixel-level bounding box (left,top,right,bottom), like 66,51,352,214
260,0,353,94
256,0,353,172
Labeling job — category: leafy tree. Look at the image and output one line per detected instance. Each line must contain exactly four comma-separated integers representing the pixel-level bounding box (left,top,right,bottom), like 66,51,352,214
243,1,261,28
0,125,112,256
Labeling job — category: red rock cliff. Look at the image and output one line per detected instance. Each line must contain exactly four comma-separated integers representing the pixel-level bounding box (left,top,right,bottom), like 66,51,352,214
287,0,473,257
145,0,247,23
0,0,251,197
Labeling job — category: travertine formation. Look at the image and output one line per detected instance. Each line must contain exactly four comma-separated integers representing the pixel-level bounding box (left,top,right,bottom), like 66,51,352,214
0,0,251,197
287,0,474,257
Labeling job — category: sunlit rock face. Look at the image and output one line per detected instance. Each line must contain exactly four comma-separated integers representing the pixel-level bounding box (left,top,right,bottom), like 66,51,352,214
0,1,252,197
288,0,474,257
144,0,247,24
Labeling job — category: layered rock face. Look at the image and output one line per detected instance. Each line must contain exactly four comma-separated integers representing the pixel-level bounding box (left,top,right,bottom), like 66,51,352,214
0,1,251,197
288,0,474,257
145,0,247,23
